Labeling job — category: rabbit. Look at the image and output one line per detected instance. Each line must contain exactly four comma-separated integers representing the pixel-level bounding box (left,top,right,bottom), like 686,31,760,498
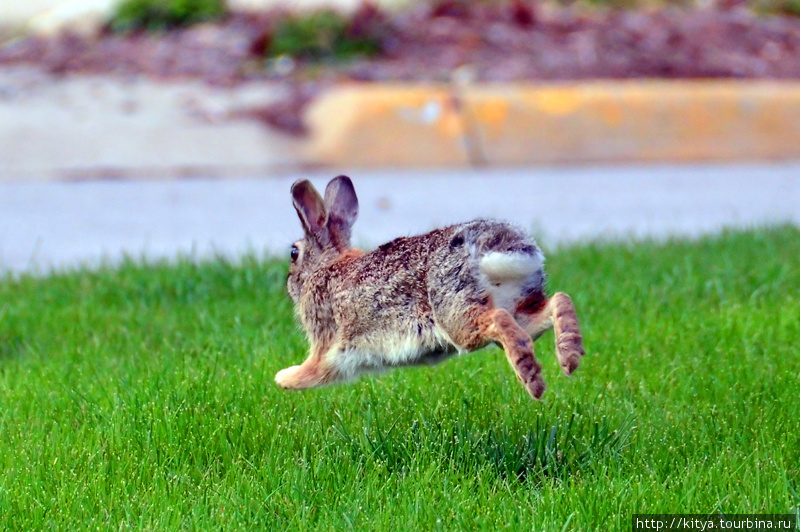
275,175,584,399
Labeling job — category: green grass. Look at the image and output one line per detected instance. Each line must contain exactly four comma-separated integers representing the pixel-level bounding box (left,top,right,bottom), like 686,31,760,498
1,226,799,530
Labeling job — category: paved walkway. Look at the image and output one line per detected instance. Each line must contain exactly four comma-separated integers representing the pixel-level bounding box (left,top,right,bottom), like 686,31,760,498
0,68,304,181
2,163,799,273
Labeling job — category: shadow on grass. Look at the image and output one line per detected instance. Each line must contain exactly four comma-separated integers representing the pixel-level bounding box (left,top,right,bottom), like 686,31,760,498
0,312,25,362
331,410,635,485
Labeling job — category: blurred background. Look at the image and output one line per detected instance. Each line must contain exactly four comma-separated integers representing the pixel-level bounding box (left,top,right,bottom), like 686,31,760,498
1,0,799,272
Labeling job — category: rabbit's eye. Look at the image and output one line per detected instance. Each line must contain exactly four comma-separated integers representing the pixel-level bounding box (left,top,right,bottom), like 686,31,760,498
290,245,300,262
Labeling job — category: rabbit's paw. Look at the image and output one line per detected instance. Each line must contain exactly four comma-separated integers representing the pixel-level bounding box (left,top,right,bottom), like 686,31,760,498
275,365,304,389
557,335,584,376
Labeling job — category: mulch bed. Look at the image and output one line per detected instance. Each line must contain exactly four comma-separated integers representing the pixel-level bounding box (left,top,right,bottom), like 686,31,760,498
3,1,800,134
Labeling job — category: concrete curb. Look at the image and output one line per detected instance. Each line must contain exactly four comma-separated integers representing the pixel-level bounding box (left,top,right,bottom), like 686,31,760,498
305,81,800,168
4,70,800,180
305,84,472,167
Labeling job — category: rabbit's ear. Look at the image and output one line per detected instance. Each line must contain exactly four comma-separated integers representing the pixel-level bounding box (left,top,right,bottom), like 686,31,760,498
324,175,359,248
292,180,329,243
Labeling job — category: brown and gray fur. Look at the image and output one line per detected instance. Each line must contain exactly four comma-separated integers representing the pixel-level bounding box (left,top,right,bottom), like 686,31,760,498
276,175,585,399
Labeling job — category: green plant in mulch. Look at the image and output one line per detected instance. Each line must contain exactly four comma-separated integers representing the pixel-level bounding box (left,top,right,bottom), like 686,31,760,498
268,8,385,61
756,0,800,16
109,0,228,33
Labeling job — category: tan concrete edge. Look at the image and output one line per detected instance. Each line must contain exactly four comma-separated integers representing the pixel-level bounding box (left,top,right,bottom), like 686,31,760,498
305,80,800,168
304,84,472,167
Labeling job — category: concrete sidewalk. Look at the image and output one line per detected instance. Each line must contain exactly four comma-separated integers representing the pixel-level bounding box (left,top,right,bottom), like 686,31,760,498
2,162,799,273
0,68,306,181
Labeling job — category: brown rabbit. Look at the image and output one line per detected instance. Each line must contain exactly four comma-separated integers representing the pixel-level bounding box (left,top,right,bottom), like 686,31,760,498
276,175,584,399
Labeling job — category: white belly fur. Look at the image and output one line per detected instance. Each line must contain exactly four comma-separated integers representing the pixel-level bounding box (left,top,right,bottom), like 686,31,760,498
332,327,457,380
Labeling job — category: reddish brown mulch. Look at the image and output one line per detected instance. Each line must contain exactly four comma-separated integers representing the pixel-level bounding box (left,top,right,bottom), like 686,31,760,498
3,2,799,133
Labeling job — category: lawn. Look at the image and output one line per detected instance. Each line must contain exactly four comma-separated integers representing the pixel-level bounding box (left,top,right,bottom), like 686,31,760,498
1,226,798,530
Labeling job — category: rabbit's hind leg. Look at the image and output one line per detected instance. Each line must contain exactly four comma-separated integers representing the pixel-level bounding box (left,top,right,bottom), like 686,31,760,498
516,292,584,376
476,308,547,400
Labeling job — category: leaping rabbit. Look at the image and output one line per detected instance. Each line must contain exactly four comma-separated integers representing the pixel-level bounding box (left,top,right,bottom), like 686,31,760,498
276,175,585,399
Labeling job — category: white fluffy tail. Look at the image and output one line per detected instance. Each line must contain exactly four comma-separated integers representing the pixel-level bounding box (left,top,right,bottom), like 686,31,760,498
479,251,544,311
479,251,544,283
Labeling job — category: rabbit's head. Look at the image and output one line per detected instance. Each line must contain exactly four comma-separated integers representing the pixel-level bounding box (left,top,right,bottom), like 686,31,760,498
287,175,359,303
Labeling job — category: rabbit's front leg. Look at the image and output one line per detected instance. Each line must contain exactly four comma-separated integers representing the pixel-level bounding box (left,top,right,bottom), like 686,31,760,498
275,344,340,389
275,363,315,389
